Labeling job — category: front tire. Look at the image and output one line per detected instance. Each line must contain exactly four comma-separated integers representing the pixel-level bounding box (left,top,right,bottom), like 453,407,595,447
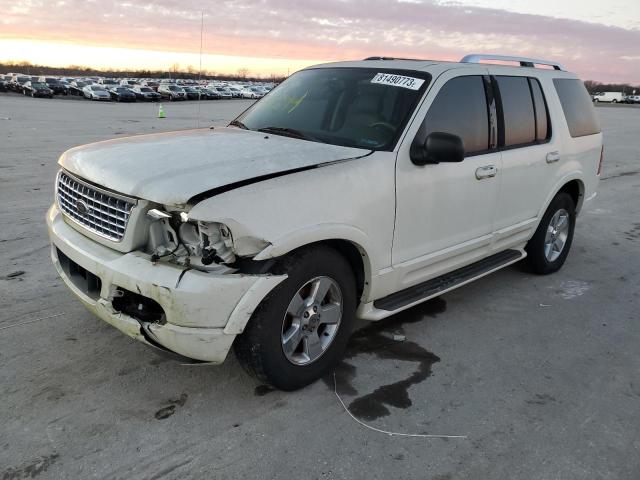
525,192,576,274
234,245,356,391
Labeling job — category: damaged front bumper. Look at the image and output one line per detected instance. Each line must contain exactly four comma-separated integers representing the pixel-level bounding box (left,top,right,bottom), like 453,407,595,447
46,204,286,363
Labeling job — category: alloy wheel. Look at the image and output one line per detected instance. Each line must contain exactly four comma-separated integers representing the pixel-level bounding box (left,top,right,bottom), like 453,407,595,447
281,276,343,366
544,208,570,262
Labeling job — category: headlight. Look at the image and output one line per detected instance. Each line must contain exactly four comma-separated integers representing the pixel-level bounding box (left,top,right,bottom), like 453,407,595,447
178,221,236,265
147,210,236,267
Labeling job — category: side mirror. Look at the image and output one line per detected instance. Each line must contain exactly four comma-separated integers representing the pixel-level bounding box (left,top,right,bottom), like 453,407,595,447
410,132,465,165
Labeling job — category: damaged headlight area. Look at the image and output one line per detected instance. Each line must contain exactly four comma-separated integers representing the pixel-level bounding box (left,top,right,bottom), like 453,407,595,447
146,209,236,272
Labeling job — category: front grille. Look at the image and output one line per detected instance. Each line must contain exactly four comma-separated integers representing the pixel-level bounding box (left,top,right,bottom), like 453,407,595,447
57,170,136,242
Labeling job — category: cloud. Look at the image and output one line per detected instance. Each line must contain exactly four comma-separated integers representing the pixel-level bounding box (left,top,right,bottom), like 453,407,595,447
2,0,639,82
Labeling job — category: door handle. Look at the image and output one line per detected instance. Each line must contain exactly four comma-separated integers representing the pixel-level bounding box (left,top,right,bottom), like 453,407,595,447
546,151,560,163
475,165,497,180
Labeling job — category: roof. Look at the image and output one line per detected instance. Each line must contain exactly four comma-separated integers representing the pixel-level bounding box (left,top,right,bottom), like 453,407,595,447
305,54,579,79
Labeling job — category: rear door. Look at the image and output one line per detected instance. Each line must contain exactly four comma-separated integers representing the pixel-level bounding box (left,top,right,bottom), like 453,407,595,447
488,72,558,251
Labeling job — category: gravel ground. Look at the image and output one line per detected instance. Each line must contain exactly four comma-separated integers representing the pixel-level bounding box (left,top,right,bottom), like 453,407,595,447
1,93,639,480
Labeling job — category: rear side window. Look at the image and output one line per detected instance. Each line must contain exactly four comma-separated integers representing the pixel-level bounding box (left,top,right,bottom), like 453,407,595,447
418,76,489,155
495,76,535,146
553,79,601,137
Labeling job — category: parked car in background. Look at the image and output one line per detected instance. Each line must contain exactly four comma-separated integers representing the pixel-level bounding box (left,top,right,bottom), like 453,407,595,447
226,86,244,98
22,81,54,98
58,79,71,94
82,84,111,101
622,94,639,104
210,86,233,99
10,75,31,93
194,86,219,100
240,86,264,99
158,84,187,101
182,86,201,100
38,77,67,95
98,78,119,89
592,91,623,103
142,80,160,91
120,79,140,88
0,79,7,92
68,80,90,96
109,87,137,102
131,85,162,101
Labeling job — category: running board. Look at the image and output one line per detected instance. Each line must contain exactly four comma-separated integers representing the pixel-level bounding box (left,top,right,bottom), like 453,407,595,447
373,249,524,312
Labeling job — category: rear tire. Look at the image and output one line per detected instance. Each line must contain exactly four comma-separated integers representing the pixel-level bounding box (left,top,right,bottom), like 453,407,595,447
234,245,357,391
525,192,576,274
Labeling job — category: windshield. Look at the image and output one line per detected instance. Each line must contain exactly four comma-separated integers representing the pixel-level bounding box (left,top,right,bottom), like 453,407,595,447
168,86,183,91
90,86,105,91
236,68,431,151
140,87,152,92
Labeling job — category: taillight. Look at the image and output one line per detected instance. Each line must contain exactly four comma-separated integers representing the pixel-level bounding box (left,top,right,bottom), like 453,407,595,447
597,145,604,176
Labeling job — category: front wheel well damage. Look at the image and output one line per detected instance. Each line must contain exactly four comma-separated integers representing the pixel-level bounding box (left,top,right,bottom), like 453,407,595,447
239,239,367,302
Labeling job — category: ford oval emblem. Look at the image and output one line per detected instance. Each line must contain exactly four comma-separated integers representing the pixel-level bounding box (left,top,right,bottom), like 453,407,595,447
76,200,89,215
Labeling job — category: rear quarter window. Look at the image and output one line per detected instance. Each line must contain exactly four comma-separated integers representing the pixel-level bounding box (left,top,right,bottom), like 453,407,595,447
553,79,601,137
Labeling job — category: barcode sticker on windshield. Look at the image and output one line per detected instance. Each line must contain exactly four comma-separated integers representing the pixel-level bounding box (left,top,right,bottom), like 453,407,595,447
371,73,425,90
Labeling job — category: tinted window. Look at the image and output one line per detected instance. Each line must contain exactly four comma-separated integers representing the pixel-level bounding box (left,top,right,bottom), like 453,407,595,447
417,76,489,155
553,79,601,137
496,76,535,146
529,78,550,141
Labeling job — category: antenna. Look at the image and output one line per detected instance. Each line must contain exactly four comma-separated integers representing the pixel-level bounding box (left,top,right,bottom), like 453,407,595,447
196,10,204,128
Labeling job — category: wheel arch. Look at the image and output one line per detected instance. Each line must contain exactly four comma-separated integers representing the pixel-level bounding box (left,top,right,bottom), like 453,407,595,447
558,179,584,213
539,175,585,220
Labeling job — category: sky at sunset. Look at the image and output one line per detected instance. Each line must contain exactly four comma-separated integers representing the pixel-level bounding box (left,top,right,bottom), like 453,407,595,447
1,0,639,82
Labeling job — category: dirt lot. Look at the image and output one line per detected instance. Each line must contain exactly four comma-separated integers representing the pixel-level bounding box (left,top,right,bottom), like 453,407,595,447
1,94,639,480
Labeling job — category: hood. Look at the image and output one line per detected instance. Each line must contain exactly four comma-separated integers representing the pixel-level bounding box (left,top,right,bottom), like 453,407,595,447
58,127,368,206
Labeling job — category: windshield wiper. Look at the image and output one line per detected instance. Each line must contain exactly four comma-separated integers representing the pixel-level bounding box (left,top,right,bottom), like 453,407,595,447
229,119,248,130
257,126,319,142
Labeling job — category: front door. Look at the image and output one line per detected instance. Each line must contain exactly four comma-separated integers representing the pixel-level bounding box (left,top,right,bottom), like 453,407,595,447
392,70,501,290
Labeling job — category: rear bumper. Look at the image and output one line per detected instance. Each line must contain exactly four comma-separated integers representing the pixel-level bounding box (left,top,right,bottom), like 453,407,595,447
47,204,286,363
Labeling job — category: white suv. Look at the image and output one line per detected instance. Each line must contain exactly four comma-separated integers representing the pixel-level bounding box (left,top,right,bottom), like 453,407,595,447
47,54,603,390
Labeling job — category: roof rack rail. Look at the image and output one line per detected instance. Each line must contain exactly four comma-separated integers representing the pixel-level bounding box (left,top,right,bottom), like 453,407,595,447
363,56,426,61
460,54,565,71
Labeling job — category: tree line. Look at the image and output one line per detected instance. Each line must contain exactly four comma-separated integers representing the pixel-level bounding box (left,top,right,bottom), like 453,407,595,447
584,80,640,94
0,61,286,83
